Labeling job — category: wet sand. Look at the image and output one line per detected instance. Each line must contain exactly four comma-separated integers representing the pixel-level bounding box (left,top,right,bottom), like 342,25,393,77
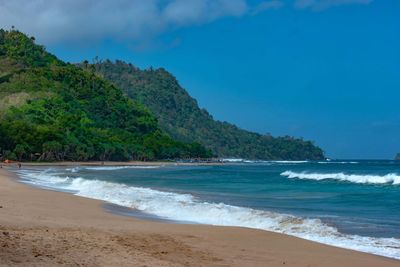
0,167,399,266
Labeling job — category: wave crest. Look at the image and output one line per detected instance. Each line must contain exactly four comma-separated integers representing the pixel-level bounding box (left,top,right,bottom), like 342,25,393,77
15,168,400,259
281,171,400,185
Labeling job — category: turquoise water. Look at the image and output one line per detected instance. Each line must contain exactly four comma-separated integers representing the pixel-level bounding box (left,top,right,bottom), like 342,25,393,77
16,160,400,259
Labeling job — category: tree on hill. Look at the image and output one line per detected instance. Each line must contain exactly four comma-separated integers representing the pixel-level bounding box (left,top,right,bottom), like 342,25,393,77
0,29,212,161
82,60,325,160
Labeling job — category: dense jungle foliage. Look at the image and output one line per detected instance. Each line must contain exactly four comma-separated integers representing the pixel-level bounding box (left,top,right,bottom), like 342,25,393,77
84,60,325,160
0,29,212,161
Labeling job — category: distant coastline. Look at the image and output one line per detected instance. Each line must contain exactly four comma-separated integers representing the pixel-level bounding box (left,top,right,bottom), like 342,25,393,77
2,160,225,167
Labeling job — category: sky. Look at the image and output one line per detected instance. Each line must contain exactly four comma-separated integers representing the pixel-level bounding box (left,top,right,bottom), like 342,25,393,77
0,0,399,159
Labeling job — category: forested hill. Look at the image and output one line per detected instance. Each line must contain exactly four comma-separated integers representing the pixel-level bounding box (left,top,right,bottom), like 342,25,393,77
84,60,325,160
0,29,211,161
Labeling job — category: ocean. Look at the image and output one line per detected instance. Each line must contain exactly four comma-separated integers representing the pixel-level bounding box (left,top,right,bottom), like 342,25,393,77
15,160,400,259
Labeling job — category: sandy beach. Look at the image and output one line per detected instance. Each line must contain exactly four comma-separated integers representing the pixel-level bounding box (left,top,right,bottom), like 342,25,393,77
0,166,399,267
2,161,225,168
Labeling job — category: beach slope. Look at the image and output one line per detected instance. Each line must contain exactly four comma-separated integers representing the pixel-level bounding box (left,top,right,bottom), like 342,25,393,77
0,168,398,267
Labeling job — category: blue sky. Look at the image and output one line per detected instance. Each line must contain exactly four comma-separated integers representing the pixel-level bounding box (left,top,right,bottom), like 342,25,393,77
1,0,399,159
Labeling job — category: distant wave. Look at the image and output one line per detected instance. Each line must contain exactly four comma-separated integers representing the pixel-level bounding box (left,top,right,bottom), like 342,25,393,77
281,171,400,185
66,167,81,173
221,158,246,163
15,168,400,260
271,160,308,164
317,161,359,164
87,166,161,171
221,158,308,164
71,166,161,171
223,159,360,165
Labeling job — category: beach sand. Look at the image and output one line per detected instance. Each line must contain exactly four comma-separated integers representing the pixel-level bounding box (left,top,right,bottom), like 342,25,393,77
0,167,399,267
7,160,224,167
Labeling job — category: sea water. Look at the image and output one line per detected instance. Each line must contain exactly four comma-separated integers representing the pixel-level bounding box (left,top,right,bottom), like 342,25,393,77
15,160,400,259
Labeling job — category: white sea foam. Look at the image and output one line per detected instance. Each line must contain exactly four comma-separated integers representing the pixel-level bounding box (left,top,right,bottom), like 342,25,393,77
17,169,73,189
15,169,400,259
221,159,309,164
66,167,81,173
221,158,246,162
84,166,161,171
317,161,359,164
65,166,161,172
281,171,400,185
271,160,309,164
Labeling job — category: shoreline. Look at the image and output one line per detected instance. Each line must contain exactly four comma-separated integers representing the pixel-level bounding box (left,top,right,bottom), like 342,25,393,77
2,160,225,167
1,167,399,266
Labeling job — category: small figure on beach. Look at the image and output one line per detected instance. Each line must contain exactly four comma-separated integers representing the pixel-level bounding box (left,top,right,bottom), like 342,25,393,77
18,163,21,169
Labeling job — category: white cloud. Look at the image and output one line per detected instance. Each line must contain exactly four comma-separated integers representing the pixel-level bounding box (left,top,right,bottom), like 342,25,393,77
294,0,373,11
0,0,374,45
163,0,247,25
251,1,284,15
0,0,248,44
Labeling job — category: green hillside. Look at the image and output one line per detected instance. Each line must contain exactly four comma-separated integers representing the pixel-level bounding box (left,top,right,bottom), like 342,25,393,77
0,29,211,161
85,60,325,160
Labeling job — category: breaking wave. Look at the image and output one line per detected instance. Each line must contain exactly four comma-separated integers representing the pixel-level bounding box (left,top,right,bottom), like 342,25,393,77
65,166,161,172
281,171,400,185
85,166,161,171
317,161,359,164
221,159,308,164
15,168,400,259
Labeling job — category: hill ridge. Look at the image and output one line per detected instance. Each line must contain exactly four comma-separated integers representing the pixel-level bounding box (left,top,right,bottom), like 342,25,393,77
84,59,325,160
0,29,211,161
